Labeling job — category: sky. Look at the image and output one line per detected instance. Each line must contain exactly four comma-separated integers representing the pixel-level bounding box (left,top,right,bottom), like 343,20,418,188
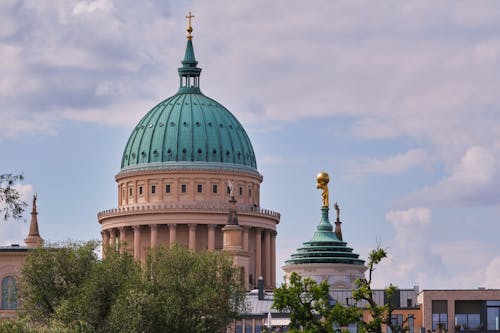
1,0,500,290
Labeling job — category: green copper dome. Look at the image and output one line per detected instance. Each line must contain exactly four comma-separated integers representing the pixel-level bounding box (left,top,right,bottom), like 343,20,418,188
120,39,257,174
285,207,365,266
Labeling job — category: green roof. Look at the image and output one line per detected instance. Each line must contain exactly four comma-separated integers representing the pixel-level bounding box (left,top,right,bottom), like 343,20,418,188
285,207,365,266
120,39,257,173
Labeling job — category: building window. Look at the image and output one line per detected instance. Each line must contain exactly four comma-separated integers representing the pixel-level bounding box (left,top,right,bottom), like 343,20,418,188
432,314,448,331
139,186,143,195
249,188,252,197
487,301,500,331
387,314,403,333
408,315,415,333
181,184,187,193
212,184,218,194
1,276,17,310
455,314,481,331
122,189,124,199
239,187,243,196
407,299,413,308
197,184,203,193
129,188,133,197
166,184,171,193
151,185,156,194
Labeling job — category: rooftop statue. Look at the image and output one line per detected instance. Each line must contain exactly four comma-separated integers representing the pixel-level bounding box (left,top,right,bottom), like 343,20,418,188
316,172,330,207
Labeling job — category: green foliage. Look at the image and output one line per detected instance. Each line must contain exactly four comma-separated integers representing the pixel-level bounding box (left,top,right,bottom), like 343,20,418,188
273,272,361,333
18,242,245,333
352,247,408,333
107,245,246,333
273,247,406,333
0,174,27,221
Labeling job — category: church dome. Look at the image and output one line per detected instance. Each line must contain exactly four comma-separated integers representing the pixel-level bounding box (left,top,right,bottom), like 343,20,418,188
120,38,257,174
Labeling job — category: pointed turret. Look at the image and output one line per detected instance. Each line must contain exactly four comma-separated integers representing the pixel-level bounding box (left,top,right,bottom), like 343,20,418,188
177,11,202,93
25,194,43,248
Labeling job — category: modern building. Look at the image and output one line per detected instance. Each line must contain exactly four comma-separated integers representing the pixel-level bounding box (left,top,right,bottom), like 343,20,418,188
418,289,500,333
97,19,280,290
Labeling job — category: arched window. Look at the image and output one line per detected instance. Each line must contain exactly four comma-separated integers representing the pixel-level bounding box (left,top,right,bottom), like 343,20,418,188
1,276,17,310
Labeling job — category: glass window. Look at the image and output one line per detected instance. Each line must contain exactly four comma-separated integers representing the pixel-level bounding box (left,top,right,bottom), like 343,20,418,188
181,184,187,193
255,325,262,333
235,324,243,333
487,307,499,331
166,184,171,193
139,186,143,195
151,185,156,194
409,315,414,333
245,324,252,332
387,314,403,333
212,184,218,193
239,187,243,196
432,313,448,331
456,314,481,331
1,276,17,310
249,188,252,197
129,188,133,197
197,184,203,193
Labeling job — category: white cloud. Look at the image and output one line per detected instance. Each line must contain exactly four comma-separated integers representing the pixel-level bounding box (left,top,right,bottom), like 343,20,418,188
347,149,430,178
396,146,500,207
371,207,447,288
73,0,114,16
484,257,500,287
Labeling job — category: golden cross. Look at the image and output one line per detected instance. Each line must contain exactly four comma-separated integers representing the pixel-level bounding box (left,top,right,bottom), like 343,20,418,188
186,11,195,39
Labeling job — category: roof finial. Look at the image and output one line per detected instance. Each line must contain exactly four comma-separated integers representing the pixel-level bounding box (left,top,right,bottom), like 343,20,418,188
186,11,195,40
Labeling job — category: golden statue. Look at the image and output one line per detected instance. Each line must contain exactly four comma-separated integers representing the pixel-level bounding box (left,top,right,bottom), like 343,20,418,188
316,172,330,207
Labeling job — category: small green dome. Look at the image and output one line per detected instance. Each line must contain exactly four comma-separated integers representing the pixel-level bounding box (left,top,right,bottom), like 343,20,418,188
120,39,257,173
285,207,365,266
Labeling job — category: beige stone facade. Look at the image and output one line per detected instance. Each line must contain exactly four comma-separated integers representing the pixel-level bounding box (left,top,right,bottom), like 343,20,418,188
98,168,280,290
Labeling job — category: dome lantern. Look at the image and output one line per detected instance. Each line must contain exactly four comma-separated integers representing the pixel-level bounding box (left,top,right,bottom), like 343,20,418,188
178,12,202,94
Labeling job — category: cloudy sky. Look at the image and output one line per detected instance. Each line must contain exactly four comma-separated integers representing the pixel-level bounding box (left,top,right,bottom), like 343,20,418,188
1,0,500,290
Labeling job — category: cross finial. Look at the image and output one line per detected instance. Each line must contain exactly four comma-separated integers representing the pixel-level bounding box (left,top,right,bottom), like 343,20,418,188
186,11,195,40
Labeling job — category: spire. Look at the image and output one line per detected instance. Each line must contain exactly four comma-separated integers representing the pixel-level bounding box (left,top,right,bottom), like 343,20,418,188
178,11,202,93
334,202,343,241
25,194,43,248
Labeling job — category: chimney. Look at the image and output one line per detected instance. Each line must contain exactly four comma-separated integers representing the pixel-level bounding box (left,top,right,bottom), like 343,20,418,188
257,276,264,300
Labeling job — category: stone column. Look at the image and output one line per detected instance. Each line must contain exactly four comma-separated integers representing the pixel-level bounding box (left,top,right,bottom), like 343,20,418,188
264,229,271,288
133,226,141,260
119,227,127,252
188,224,197,251
243,226,250,252
150,224,158,248
207,224,216,251
255,228,262,282
101,230,110,259
109,228,117,251
168,224,177,246
271,230,277,288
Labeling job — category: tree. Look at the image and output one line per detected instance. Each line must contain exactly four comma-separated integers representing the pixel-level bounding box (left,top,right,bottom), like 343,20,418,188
273,248,407,333
353,248,410,333
273,272,361,333
0,174,27,221
17,242,245,333
107,245,247,333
